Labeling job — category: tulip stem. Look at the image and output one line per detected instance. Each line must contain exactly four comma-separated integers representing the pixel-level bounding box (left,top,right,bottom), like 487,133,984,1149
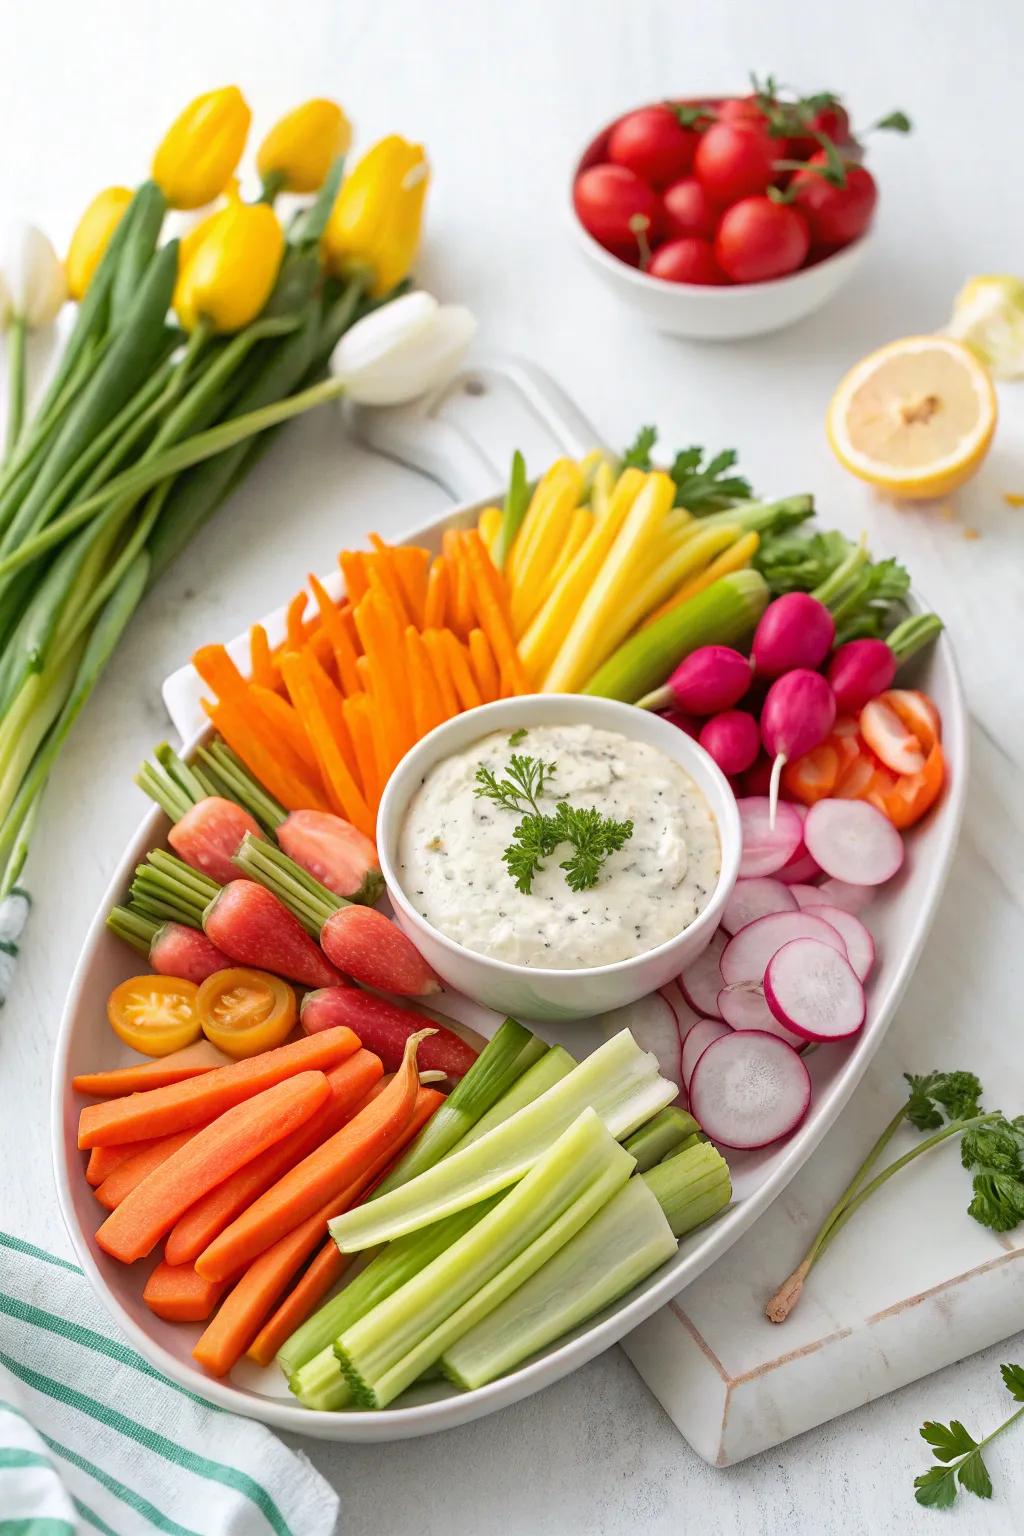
4,317,27,462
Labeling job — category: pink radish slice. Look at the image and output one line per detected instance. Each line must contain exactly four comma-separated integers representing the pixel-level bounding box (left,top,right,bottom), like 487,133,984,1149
803,798,904,886
717,982,805,1047
720,909,847,987
804,905,875,981
737,798,804,877
789,883,825,909
722,878,797,935
678,929,727,1018
764,938,866,1042
681,1017,732,1091
601,995,684,1105
689,1030,811,1149
777,848,822,884
817,877,875,914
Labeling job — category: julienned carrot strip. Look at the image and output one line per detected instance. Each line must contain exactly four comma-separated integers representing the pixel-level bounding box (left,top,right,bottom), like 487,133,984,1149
144,1261,227,1324
404,627,447,738
303,648,361,785
423,558,448,629
422,630,459,718
248,625,278,692
192,645,254,714
462,530,530,693
78,1027,360,1149
390,546,430,628
441,630,483,710
195,1030,431,1282
306,627,339,685
468,628,500,703
243,1086,444,1367
94,1128,205,1210
96,1070,332,1264
355,592,414,755
339,551,369,604
280,653,373,837
366,553,411,629
163,1051,383,1267
249,685,313,769
356,658,391,787
73,1041,231,1098
446,533,474,639
285,592,308,652
203,699,330,815
309,574,361,695
342,696,380,809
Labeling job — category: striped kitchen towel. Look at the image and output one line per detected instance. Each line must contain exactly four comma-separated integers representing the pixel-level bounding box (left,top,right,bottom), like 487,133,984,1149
0,1231,340,1536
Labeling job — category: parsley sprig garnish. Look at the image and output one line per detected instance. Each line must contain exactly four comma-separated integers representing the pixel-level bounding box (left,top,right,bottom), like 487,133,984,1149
915,1364,1024,1508
474,753,633,895
620,426,754,512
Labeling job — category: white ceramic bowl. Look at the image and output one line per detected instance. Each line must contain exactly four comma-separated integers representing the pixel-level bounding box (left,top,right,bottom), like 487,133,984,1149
376,694,740,1021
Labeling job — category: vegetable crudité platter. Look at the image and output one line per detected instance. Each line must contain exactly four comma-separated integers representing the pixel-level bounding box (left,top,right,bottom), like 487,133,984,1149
52,367,967,1441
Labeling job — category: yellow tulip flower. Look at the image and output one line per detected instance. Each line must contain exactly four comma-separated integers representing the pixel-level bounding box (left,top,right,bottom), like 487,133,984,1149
65,187,133,300
173,187,284,333
322,135,429,296
153,86,251,210
257,98,352,193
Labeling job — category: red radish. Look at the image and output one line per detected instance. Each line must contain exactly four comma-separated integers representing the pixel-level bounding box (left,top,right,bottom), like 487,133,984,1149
817,877,875,914
648,238,726,285
699,710,760,775
661,176,717,239
663,709,700,738
680,1017,732,1091
739,754,774,797
149,923,233,985
573,164,659,256
802,799,904,885
601,994,684,1106
639,645,752,714
722,877,797,935
689,1031,811,1149
764,938,865,1041
720,908,847,987
737,797,804,877
319,907,440,996
776,839,822,885
826,637,896,712
203,880,342,989
859,697,926,775
300,986,476,1078
752,593,835,678
277,809,383,905
717,982,805,1046
803,904,875,981
678,930,727,1018
788,883,826,909
608,105,698,186
168,798,262,885
761,670,837,824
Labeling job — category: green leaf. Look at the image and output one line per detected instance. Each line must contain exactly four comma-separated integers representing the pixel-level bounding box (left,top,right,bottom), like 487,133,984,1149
1000,1363,1024,1402
621,425,657,471
920,1418,978,1461
914,1465,958,1509
956,1450,993,1500
508,728,527,747
968,1172,1024,1232
669,445,753,512
753,528,853,597
875,110,912,133
288,154,347,246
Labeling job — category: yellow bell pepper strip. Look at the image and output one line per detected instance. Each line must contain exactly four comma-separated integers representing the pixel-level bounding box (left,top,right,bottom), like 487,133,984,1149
174,189,284,334
152,86,251,210
66,187,133,301
322,135,429,296
257,99,351,195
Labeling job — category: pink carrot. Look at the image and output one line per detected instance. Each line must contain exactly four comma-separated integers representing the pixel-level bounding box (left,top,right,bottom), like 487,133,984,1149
318,906,440,996
204,881,342,989
169,798,264,885
301,986,476,1077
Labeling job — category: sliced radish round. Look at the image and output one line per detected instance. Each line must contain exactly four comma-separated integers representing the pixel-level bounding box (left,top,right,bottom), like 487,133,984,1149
737,798,804,877
680,1017,732,1090
688,1030,811,1149
678,929,727,1018
721,877,797,935
817,877,875,914
764,938,865,1042
804,904,875,981
720,909,847,988
803,799,904,886
777,848,822,884
789,883,825,909
601,994,683,1104
717,982,806,1047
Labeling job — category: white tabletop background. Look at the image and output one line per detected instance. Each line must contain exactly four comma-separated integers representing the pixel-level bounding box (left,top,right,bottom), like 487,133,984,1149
2,1,1023,1531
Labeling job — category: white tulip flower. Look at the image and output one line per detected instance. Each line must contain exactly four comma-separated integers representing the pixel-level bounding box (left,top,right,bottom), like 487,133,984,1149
3,223,67,330
330,290,476,407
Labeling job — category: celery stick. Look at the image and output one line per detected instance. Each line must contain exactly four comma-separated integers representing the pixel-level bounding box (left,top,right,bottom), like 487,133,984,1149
329,1029,675,1252
443,1141,731,1392
623,1107,700,1172
452,1046,576,1151
334,1109,634,1409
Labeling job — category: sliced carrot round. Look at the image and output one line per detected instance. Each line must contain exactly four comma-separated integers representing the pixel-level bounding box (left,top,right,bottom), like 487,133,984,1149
860,697,927,775
107,976,201,1057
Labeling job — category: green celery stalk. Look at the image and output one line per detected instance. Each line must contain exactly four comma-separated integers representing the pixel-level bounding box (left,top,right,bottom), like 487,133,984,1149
328,1029,675,1252
623,1107,700,1172
442,1140,731,1393
491,450,529,569
451,1046,576,1151
334,1108,634,1409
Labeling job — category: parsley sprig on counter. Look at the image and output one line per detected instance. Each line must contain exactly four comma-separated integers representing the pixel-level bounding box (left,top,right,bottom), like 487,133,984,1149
915,1364,1024,1509
474,751,633,896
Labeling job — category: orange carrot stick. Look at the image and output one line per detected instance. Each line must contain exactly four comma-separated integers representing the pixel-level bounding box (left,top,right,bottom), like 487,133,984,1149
339,551,369,604
444,532,474,638
204,700,330,815
78,1027,360,1150
285,592,308,652
191,645,254,713
342,695,380,809
468,628,500,703
87,1143,138,1186
355,592,414,752
462,530,530,693
404,627,447,738
73,1041,230,1098
248,625,278,691
195,1031,431,1282
280,653,374,837
309,574,361,695
94,1127,205,1211
366,548,411,628
422,630,459,717
440,630,483,710
163,1051,383,1267
389,546,430,628
303,648,361,784
97,1071,332,1264
423,557,448,629
144,1261,227,1324
250,685,313,768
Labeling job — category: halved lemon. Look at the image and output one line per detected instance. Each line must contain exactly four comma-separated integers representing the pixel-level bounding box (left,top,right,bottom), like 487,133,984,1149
827,335,997,499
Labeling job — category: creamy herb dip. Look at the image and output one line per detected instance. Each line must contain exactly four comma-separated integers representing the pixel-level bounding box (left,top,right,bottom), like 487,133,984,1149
397,724,720,970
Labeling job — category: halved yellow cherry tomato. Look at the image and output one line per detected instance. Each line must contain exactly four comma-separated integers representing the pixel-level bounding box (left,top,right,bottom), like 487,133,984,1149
196,968,297,1059
107,975,201,1057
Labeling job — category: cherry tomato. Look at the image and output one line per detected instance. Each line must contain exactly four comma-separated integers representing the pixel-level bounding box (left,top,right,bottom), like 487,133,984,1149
714,196,809,282
661,176,717,239
107,975,200,1057
648,237,726,285
717,95,766,125
789,102,853,159
196,967,297,1059
694,121,777,204
608,105,698,187
573,164,659,256
789,153,877,248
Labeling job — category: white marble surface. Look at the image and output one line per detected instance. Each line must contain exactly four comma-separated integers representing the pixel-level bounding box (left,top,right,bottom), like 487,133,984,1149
3,0,1024,1530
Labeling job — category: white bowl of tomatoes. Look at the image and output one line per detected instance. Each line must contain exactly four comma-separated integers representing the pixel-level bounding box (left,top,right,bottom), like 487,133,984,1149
570,88,903,339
